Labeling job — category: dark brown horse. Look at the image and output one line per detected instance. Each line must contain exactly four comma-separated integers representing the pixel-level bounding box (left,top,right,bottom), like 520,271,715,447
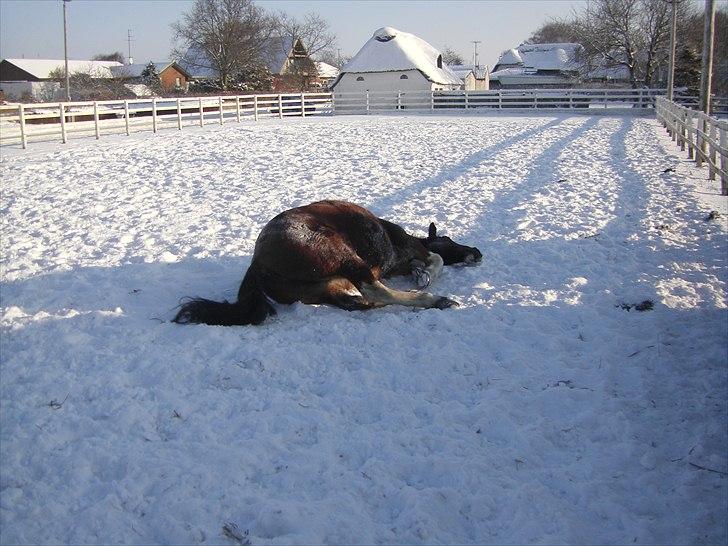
173,200,482,326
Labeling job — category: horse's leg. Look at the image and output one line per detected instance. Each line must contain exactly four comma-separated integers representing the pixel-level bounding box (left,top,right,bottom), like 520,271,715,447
359,280,458,309
411,252,444,289
319,277,383,311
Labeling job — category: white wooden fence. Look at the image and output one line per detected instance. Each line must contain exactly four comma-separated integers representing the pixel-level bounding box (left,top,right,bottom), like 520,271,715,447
332,88,668,114
655,96,728,195
2,89,725,150
0,92,333,149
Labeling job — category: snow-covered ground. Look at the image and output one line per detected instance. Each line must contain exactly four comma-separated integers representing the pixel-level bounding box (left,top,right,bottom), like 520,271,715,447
1,113,726,545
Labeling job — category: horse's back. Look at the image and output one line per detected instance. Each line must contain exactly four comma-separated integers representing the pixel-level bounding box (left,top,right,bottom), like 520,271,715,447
252,201,395,292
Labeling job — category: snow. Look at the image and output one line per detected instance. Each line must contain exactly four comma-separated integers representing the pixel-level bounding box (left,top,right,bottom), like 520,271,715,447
340,27,462,85
315,62,339,79
1,113,727,545
1,59,122,80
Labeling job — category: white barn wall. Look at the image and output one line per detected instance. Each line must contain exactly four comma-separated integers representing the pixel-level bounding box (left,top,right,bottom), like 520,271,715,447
334,70,460,94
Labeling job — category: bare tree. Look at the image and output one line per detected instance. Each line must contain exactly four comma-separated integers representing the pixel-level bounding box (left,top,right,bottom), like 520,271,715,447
273,11,337,59
92,52,126,64
526,19,582,44
172,0,275,90
440,46,465,66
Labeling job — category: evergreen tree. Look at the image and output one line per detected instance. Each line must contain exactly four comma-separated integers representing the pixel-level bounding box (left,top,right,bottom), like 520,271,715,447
673,46,701,92
141,62,163,94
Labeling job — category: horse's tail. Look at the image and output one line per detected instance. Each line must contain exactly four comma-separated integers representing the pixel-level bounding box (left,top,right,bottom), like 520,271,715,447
172,265,276,326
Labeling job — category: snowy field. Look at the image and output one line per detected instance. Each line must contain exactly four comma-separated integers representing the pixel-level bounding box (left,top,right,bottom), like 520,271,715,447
1,113,727,545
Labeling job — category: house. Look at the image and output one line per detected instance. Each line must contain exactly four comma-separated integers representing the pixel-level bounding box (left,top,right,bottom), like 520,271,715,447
329,27,462,94
0,58,122,100
449,64,490,91
178,36,319,91
315,61,339,89
110,61,192,93
489,43,583,88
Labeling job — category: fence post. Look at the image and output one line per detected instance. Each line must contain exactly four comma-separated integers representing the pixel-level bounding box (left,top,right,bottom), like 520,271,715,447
18,104,27,149
708,121,717,180
498,91,502,109
177,98,182,130
696,116,705,167
152,98,158,133
124,100,130,135
366,92,370,113
301,93,306,117
93,101,100,140
59,102,67,144
686,112,694,159
235,96,241,122
278,94,283,119
397,91,402,110
430,91,434,111
720,127,727,195
254,95,259,121
219,96,224,125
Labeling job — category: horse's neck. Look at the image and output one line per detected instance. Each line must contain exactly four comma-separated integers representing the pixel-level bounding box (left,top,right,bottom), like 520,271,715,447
379,218,429,267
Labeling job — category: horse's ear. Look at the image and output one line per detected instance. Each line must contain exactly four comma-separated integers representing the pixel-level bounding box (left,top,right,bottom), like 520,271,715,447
428,222,437,240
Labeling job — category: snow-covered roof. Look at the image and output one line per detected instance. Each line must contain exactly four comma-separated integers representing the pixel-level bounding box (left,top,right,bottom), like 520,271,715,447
338,27,462,85
449,64,489,80
497,49,523,67
177,47,221,79
2,58,122,79
493,43,582,73
316,61,339,79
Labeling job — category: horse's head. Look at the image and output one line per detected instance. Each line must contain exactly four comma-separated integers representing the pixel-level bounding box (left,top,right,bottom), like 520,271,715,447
422,223,482,265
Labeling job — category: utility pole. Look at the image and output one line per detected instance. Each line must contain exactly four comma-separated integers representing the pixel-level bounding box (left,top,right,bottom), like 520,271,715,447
666,0,678,100
127,29,134,64
698,0,716,115
62,0,71,101
471,40,481,69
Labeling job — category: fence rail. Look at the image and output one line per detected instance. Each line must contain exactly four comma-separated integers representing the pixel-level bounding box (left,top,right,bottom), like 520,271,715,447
655,97,727,194
0,93,333,148
2,89,726,149
332,88,677,114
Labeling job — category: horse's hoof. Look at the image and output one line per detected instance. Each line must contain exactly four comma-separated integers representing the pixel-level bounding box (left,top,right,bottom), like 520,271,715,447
434,297,459,309
413,268,431,288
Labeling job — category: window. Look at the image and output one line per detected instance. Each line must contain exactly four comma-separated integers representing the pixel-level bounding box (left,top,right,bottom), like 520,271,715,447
356,76,365,82
175,77,181,87
400,74,408,80
437,55,443,69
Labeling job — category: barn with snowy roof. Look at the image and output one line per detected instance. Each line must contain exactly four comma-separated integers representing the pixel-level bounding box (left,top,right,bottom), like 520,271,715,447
489,43,583,88
330,27,462,94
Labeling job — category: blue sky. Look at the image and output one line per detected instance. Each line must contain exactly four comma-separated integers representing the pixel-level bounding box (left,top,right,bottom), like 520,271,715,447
0,0,581,68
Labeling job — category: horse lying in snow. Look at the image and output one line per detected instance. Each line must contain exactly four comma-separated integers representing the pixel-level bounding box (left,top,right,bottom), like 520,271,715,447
173,200,482,326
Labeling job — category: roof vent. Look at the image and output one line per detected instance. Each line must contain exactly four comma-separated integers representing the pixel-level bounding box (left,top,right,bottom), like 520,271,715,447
374,27,397,42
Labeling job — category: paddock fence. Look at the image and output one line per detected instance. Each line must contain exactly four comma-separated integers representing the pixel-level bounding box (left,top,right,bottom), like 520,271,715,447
1,89,726,149
0,93,333,149
656,96,728,194
332,88,673,114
